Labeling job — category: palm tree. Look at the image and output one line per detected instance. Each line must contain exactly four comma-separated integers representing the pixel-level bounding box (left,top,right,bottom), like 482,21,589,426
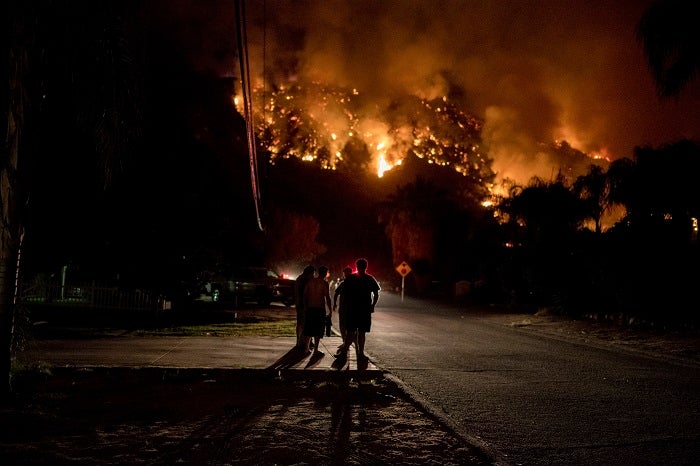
2,0,30,398
504,175,585,241
637,0,700,98
573,165,611,234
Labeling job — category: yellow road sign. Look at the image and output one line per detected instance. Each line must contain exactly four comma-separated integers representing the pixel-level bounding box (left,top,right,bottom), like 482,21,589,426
396,261,412,277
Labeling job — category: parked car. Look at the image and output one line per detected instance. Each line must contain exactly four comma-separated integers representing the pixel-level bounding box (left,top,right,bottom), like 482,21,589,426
199,267,295,307
270,275,296,307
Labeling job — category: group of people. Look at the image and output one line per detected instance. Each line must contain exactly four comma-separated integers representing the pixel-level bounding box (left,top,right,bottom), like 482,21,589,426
294,258,380,363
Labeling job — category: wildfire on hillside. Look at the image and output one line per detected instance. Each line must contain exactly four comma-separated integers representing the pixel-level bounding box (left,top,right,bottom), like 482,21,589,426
234,81,490,182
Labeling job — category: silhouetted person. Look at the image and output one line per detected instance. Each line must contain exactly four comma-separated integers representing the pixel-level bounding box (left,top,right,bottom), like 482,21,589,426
295,265,315,351
344,258,380,362
303,265,332,356
332,266,354,357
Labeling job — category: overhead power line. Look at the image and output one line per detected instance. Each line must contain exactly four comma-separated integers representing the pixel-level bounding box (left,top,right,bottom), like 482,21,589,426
235,0,263,231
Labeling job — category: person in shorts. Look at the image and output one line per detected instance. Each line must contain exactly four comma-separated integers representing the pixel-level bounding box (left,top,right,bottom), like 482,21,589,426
302,265,332,356
294,265,315,351
344,258,380,362
332,266,354,357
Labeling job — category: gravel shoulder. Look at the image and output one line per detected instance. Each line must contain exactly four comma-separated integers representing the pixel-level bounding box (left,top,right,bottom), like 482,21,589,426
482,310,700,367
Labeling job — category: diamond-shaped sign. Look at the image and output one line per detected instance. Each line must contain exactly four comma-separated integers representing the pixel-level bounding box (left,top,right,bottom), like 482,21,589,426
396,261,412,277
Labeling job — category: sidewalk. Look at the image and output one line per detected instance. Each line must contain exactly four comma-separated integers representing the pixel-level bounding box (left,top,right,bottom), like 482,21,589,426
7,334,492,466
16,333,380,373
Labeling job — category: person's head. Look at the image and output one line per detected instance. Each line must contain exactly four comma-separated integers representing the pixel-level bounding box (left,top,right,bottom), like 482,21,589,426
303,265,315,276
318,265,329,279
355,258,368,273
342,266,352,277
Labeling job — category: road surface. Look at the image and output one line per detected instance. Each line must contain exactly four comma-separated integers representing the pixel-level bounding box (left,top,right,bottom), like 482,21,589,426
368,293,700,465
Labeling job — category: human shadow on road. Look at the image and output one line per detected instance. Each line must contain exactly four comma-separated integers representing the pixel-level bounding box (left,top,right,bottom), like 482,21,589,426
330,353,370,371
331,353,348,371
267,347,309,370
305,350,326,369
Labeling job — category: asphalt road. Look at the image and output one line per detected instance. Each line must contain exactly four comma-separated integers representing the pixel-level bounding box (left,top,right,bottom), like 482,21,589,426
367,293,700,466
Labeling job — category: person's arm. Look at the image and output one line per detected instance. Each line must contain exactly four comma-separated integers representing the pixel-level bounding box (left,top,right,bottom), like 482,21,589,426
324,283,332,313
332,281,343,310
371,279,380,308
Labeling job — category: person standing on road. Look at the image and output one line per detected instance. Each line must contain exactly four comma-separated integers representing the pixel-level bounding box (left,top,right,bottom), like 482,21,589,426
295,265,315,351
332,266,354,357
303,265,332,356
344,258,380,363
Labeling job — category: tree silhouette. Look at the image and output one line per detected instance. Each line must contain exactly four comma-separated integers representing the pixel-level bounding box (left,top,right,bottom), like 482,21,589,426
573,165,612,234
504,175,585,240
261,207,327,272
629,140,700,242
606,157,638,211
379,177,439,268
637,0,700,98
500,175,587,309
378,176,474,293
3,0,143,394
338,136,373,175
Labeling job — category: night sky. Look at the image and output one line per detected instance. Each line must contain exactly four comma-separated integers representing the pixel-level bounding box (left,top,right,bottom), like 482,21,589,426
149,0,700,185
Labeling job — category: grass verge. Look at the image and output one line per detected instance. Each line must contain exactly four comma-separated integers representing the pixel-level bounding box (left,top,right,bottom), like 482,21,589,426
129,317,297,337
